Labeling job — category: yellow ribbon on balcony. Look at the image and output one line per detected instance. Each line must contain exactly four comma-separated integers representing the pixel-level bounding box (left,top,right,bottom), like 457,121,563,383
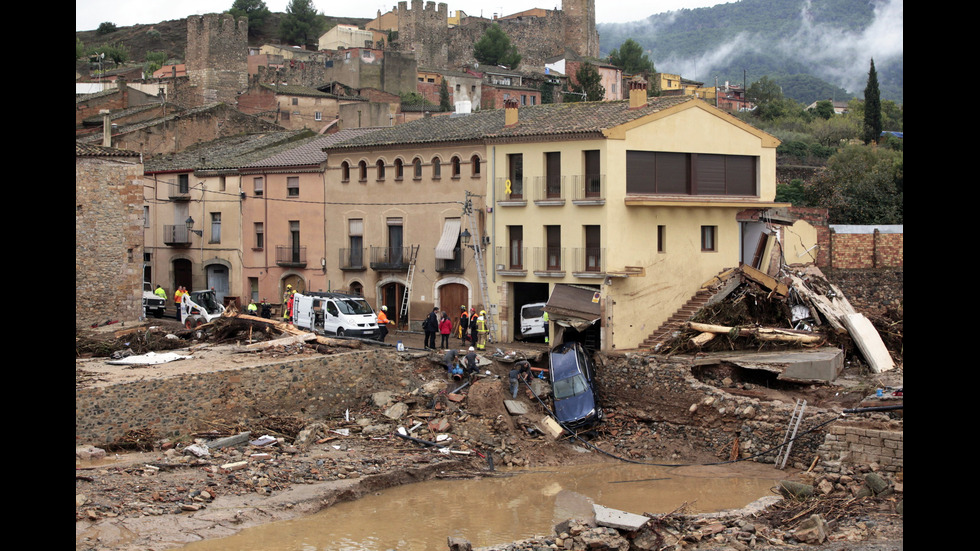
505,179,512,195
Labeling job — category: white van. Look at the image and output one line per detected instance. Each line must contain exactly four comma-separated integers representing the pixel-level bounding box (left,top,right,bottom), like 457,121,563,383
293,292,381,339
519,302,547,340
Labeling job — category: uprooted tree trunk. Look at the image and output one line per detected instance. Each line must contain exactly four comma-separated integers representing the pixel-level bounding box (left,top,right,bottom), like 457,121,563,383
687,322,824,344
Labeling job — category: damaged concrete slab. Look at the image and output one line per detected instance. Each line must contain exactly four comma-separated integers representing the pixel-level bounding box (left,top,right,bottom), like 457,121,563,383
692,346,845,383
593,504,650,531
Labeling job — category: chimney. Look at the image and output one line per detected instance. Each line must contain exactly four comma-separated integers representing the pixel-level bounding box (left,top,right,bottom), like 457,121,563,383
101,109,112,147
629,80,648,109
504,99,519,126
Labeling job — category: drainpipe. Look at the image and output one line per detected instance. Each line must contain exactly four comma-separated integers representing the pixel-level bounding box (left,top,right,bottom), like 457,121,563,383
101,110,112,147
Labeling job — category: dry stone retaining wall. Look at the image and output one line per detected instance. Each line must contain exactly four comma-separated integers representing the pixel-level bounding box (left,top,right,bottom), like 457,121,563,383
75,350,418,446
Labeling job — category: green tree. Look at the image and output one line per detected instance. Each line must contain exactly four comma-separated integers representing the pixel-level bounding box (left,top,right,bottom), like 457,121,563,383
540,81,554,104
805,144,903,224
862,58,882,144
472,24,521,69
570,62,605,102
145,51,168,75
439,80,451,112
775,179,806,205
279,0,323,46
228,0,270,36
810,99,834,119
89,43,130,66
76,37,86,59
608,38,654,75
97,21,117,35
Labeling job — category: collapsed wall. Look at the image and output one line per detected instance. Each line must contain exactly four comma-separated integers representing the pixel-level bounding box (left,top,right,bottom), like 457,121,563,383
595,353,903,473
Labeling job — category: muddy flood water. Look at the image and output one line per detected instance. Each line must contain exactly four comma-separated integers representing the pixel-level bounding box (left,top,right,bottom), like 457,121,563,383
180,461,787,551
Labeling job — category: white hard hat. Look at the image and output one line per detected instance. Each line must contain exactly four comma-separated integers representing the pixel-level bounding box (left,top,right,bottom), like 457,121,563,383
381,305,388,311
469,346,475,351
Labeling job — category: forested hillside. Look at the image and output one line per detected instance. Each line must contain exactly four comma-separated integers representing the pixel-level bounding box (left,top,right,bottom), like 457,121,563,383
599,0,903,104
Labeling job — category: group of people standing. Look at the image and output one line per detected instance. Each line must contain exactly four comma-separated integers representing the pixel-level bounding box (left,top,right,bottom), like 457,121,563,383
154,284,189,320
422,305,488,350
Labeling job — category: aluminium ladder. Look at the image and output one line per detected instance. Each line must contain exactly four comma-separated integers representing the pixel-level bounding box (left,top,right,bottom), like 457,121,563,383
399,245,419,329
776,399,806,469
467,207,496,342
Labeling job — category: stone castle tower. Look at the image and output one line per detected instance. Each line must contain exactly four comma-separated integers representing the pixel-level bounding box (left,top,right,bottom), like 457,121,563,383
562,0,599,59
395,0,598,70
185,13,249,105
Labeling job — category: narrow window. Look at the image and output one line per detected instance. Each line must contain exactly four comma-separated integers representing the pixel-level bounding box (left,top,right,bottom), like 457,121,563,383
178,174,189,194
701,226,717,252
358,160,367,182
348,218,363,268
210,212,221,243
287,176,299,197
255,222,264,249
395,159,404,180
451,156,461,178
507,153,523,199
376,160,386,181
470,155,481,176
508,226,523,269
546,225,561,270
341,161,350,182
413,158,423,179
253,176,264,196
585,225,600,271
432,157,441,179
657,225,666,253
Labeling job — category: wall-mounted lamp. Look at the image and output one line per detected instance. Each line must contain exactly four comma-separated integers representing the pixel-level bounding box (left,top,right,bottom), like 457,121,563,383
185,216,203,237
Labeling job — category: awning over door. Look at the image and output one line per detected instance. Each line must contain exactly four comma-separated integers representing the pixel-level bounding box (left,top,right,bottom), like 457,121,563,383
544,284,601,331
435,218,461,260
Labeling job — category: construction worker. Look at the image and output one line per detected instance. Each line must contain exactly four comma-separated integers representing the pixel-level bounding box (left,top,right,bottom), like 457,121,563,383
458,305,469,343
542,310,550,344
260,298,272,319
468,307,478,346
247,299,258,314
377,305,393,342
154,285,167,300
476,310,488,350
173,286,184,319
282,284,293,321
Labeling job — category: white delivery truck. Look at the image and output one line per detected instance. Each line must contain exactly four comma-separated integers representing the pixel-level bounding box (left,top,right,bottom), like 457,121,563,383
292,292,381,339
180,289,226,328
519,302,547,341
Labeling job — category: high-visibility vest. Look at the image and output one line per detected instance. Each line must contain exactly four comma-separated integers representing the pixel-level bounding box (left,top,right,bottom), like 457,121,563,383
378,311,390,325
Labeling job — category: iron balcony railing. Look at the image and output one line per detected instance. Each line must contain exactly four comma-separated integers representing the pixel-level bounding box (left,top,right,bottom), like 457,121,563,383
573,247,604,273
275,245,307,267
495,246,527,272
369,246,412,271
339,248,366,270
435,248,464,273
531,175,565,202
163,224,192,246
532,246,565,273
495,176,526,202
570,174,605,201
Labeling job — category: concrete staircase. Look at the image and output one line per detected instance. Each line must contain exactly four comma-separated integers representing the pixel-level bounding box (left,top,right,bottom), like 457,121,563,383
638,268,739,352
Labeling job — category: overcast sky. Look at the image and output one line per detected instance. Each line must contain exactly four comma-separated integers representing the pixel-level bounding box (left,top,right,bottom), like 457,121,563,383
76,1,730,32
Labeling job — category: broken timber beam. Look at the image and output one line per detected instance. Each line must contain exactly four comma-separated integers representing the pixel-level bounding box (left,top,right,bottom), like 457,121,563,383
243,332,317,350
687,322,823,344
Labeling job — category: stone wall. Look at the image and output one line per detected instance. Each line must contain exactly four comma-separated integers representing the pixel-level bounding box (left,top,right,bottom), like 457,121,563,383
75,350,418,446
75,151,145,328
185,13,249,105
818,423,903,473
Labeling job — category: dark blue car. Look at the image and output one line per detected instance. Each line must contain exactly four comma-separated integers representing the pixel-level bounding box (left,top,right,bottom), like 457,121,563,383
548,342,602,429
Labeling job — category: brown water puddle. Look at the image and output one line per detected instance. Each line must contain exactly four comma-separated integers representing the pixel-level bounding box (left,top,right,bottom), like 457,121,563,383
181,461,785,551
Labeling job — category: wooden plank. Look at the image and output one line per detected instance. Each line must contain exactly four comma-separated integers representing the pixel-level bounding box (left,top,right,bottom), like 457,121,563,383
842,313,895,373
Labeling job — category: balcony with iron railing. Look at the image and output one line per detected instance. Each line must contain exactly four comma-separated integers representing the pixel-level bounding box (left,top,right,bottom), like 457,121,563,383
495,246,527,275
435,248,464,273
339,248,366,271
570,174,606,204
532,246,565,276
163,224,192,246
370,246,412,271
531,175,565,205
276,245,307,267
572,247,605,276
495,177,527,205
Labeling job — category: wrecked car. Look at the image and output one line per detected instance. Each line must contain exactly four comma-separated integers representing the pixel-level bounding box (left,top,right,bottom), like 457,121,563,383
548,341,602,429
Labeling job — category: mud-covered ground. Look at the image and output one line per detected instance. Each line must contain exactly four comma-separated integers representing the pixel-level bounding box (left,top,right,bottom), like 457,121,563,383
76,318,902,551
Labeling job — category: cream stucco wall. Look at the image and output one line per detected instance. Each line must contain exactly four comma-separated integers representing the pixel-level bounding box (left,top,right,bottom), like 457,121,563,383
486,101,781,350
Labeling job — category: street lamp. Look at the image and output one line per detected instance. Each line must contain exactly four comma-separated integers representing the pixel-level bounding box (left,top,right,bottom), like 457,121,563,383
185,216,203,237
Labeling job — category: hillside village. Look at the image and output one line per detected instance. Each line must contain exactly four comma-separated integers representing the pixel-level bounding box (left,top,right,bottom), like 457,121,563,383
76,3,902,551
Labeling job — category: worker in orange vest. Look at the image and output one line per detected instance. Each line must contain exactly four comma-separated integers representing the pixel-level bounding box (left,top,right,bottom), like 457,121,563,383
377,305,394,342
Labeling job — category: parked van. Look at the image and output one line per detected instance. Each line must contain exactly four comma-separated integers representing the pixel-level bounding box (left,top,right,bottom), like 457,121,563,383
519,302,547,340
293,292,381,339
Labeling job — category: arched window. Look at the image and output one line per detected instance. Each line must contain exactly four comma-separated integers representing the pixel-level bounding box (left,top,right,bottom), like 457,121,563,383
451,156,461,179
341,161,350,182
432,157,442,179
470,155,481,177
376,159,386,181
413,157,423,179
358,160,367,182
394,158,404,180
